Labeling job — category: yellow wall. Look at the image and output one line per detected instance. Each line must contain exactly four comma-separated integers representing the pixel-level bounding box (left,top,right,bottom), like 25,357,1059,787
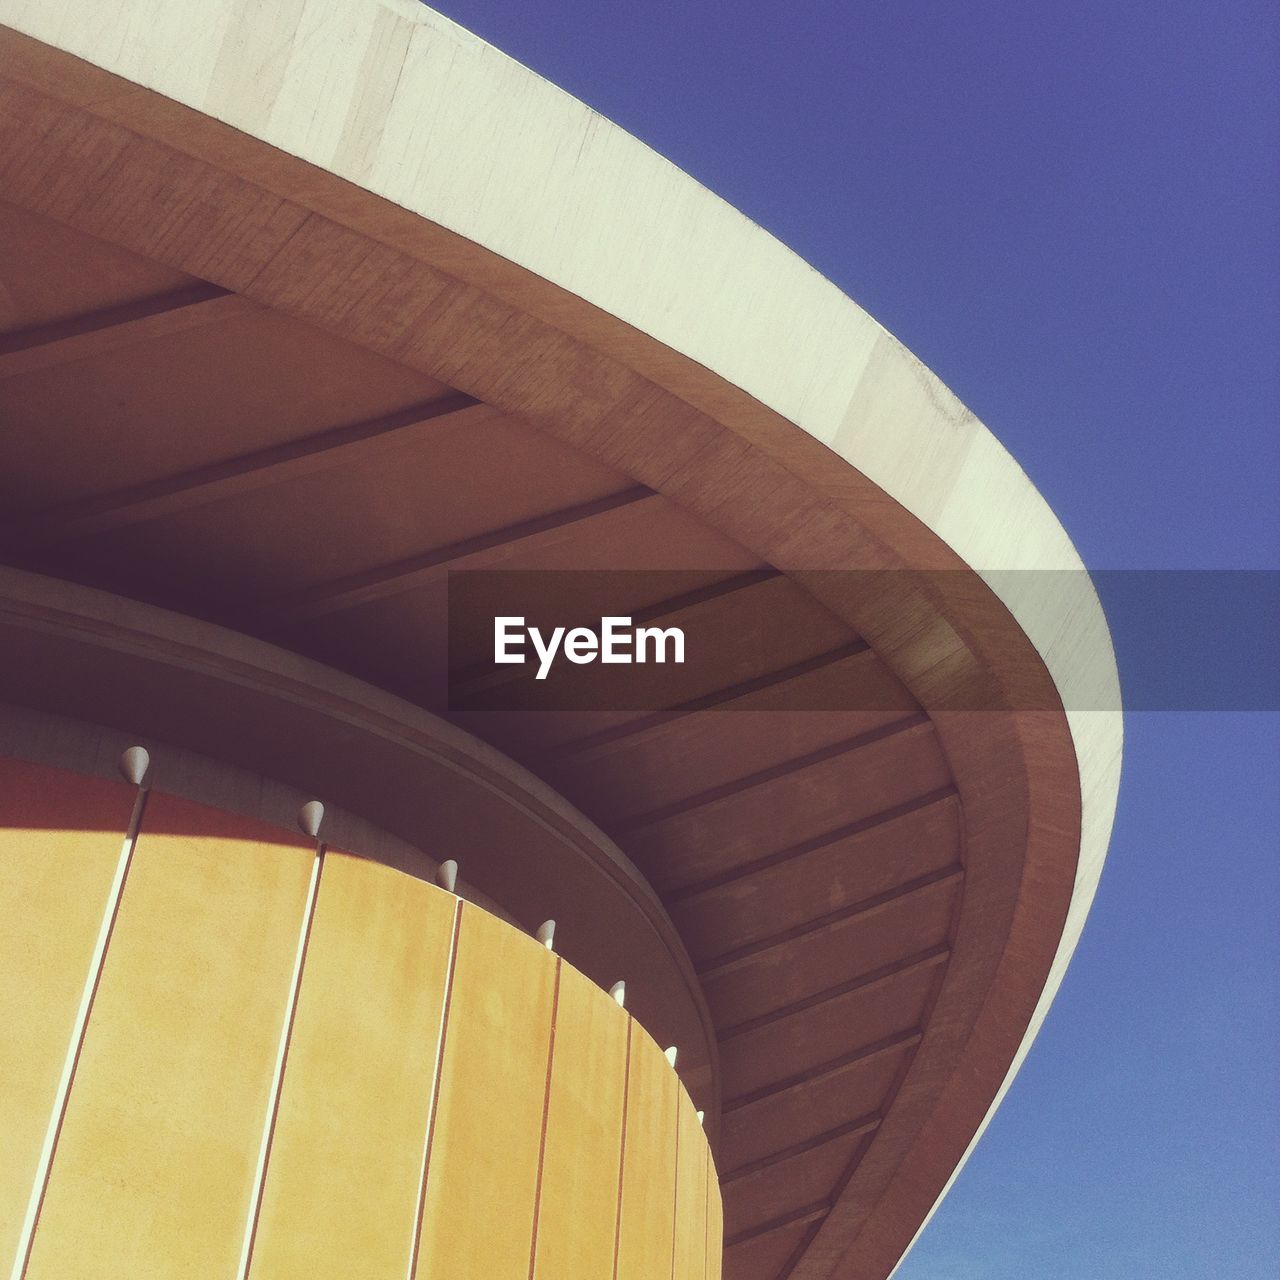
0,759,135,1271
0,758,720,1279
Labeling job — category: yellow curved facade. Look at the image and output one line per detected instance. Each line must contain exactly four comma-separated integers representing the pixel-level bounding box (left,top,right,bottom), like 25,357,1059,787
1,756,721,1279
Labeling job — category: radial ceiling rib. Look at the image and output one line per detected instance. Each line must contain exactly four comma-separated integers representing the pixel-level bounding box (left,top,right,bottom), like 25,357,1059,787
616,715,931,834
696,866,964,979
721,1115,882,1185
265,486,661,621
726,1202,829,1251
717,945,952,1042
667,787,959,904
0,282,252,378
723,1029,925,1114
551,640,875,760
7,393,483,545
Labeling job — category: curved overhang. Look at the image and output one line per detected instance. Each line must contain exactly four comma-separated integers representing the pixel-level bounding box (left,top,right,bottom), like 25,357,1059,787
0,4,1122,1277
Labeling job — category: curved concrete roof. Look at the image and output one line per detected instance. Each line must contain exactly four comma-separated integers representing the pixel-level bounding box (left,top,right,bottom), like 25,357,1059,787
0,3,1121,1276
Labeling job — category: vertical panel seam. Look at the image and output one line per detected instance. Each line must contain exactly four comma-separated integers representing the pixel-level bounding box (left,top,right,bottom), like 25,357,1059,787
7,782,149,1280
670,1090,681,1279
611,1018,633,1280
406,895,463,1280
526,956,562,1280
236,839,326,1280
706,1141,716,1280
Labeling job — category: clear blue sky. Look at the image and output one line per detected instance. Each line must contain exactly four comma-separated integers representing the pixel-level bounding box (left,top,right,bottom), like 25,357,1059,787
428,3,1279,1275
